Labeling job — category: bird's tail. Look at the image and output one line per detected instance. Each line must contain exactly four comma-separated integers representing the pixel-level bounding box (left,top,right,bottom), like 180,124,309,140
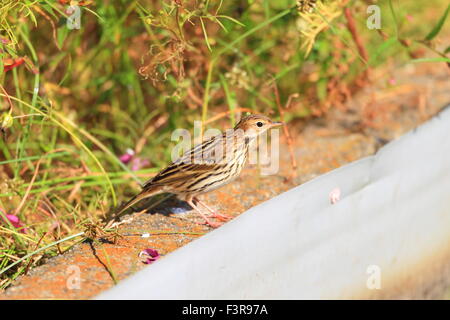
105,186,162,228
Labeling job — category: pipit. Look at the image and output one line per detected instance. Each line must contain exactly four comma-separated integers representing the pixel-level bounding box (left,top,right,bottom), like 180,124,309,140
113,114,283,227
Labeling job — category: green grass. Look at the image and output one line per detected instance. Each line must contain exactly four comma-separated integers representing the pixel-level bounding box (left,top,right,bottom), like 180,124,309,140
0,0,449,288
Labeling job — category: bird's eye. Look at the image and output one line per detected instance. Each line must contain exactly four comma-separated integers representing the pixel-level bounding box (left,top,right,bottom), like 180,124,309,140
256,121,264,127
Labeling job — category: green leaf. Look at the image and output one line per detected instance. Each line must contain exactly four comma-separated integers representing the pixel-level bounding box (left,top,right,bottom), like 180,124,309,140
199,17,212,52
0,54,4,76
317,78,328,102
370,37,398,66
424,4,450,41
411,57,450,63
388,0,399,38
216,15,246,27
57,25,69,48
219,74,237,127
444,45,450,54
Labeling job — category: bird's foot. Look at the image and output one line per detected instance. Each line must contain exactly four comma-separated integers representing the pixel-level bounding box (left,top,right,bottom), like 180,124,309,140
196,218,223,228
193,197,233,222
187,198,223,228
206,212,233,222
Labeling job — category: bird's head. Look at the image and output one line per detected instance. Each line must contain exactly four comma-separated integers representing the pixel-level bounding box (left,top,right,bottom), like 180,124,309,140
234,114,283,139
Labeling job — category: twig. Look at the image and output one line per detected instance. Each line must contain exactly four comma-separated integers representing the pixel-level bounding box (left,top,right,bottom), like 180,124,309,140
13,149,65,216
135,115,168,154
0,85,13,112
344,7,370,82
119,229,206,236
203,107,254,125
33,5,60,50
24,231,48,275
272,83,298,181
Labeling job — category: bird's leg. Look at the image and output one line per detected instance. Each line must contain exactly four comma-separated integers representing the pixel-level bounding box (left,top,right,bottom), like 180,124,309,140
187,199,221,228
193,197,233,221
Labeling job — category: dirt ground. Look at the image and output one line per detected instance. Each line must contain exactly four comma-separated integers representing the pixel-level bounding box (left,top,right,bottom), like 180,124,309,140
1,59,449,300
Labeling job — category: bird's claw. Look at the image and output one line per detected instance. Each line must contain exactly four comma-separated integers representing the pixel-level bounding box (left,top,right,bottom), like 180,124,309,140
207,212,233,222
197,219,222,228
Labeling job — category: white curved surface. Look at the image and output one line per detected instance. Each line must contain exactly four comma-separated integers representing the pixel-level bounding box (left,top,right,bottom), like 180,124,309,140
97,106,450,299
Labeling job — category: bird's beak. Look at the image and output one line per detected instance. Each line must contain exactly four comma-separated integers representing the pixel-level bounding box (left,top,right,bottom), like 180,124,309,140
270,121,284,128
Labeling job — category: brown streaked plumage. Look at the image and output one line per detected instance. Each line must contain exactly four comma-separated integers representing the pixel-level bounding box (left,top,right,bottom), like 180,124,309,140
112,114,283,227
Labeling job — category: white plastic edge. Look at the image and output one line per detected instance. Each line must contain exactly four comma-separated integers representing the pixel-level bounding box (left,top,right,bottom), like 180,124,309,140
97,105,450,299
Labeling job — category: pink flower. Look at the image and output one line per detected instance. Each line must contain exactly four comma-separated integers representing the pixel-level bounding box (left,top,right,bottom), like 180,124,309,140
388,78,396,86
406,14,413,22
329,188,341,205
131,157,150,171
119,148,135,164
119,149,149,170
139,248,160,264
1,212,28,233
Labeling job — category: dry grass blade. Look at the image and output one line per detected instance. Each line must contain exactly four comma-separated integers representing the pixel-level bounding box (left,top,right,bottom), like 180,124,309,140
13,149,66,216
272,83,298,181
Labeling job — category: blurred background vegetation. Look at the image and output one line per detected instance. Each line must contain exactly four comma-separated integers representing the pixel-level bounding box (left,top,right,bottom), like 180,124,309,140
0,0,449,287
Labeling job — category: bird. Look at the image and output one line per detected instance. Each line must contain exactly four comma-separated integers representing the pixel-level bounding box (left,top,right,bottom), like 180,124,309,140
111,114,283,228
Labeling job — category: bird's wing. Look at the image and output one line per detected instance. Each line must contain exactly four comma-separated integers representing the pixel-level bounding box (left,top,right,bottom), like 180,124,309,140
145,162,218,187
142,133,227,188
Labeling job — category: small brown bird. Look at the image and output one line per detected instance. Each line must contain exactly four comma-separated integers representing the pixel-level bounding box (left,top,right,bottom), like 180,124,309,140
114,114,283,227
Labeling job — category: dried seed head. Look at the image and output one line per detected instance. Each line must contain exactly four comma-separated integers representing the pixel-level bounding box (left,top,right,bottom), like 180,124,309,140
0,112,13,130
225,64,250,90
297,0,318,14
296,0,348,57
